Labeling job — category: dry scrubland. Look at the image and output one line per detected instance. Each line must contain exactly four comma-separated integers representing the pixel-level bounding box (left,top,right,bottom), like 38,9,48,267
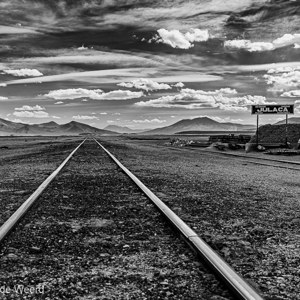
0,136,299,300
0,138,233,300
101,136,300,300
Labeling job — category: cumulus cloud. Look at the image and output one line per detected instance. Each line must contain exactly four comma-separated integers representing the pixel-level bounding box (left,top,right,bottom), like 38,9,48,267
224,40,274,52
173,82,185,88
13,111,49,118
15,105,45,111
44,88,143,100
135,95,214,110
72,115,98,120
295,44,300,49
135,88,270,111
267,66,300,74
2,69,43,77
225,33,300,52
133,118,166,124
45,88,103,100
12,104,54,119
96,90,143,100
99,112,107,115
273,34,300,47
151,28,209,49
0,96,8,100
54,101,64,104
181,87,237,96
117,78,171,91
0,83,7,87
217,95,270,111
264,68,300,88
281,90,300,97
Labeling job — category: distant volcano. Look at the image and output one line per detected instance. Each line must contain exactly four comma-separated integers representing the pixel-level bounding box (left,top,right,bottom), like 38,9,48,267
141,117,255,135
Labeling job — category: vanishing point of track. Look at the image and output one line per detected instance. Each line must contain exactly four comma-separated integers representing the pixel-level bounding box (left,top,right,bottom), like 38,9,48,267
0,139,265,300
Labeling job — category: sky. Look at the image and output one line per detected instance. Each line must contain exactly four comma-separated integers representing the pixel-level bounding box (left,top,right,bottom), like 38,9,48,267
0,0,300,129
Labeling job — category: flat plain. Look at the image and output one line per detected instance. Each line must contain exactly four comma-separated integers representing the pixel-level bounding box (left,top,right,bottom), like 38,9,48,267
0,136,299,300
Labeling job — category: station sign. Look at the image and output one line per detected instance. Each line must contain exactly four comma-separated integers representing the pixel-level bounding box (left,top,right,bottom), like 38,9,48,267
251,104,294,115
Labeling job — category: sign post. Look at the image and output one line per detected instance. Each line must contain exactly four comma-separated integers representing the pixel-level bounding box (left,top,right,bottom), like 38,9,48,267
256,114,259,146
286,114,288,145
251,104,294,147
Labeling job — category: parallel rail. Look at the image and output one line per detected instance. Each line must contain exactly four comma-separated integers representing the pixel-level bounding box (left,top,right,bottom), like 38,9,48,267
242,159,300,171
196,150,300,171
94,138,264,300
0,138,266,299
185,147,300,166
0,139,85,243
159,144,300,171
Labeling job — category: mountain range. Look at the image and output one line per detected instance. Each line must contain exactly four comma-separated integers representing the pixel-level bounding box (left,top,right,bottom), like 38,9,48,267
1,116,299,136
0,119,115,136
141,117,256,135
274,117,300,125
103,125,144,134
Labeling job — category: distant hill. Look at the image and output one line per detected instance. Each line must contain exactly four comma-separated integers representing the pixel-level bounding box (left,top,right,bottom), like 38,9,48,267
141,117,256,135
274,117,300,125
103,125,143,134
0,118,116,136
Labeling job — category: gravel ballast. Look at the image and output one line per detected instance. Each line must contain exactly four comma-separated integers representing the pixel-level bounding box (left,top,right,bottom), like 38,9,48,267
97,136,300,300
0,137,81,228
0,140,235,300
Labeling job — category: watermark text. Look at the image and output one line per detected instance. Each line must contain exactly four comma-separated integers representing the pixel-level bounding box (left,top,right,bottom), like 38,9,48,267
0,284,46,295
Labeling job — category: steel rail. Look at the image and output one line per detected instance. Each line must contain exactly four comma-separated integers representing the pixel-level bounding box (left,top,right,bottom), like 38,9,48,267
0,139,86,244
243,160,300,171
94,138,264,300
185,147,300,166
161,144,300,171
127,141,300,167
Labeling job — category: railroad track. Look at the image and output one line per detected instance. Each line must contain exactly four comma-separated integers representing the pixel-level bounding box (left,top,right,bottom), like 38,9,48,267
194,149,300,171
149,143,300,171
189,149,300,171
0,139,265,299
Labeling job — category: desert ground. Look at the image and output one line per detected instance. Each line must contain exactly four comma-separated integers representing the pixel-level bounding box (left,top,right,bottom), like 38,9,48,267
0,135,299,299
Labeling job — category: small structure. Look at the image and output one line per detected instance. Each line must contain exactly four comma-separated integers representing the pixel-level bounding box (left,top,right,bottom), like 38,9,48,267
208,134,251,144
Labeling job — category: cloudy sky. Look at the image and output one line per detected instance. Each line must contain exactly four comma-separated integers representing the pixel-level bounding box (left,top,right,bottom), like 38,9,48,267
0,0,299,129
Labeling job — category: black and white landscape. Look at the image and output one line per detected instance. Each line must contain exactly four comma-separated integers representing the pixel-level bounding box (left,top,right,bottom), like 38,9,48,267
0,2,300,300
